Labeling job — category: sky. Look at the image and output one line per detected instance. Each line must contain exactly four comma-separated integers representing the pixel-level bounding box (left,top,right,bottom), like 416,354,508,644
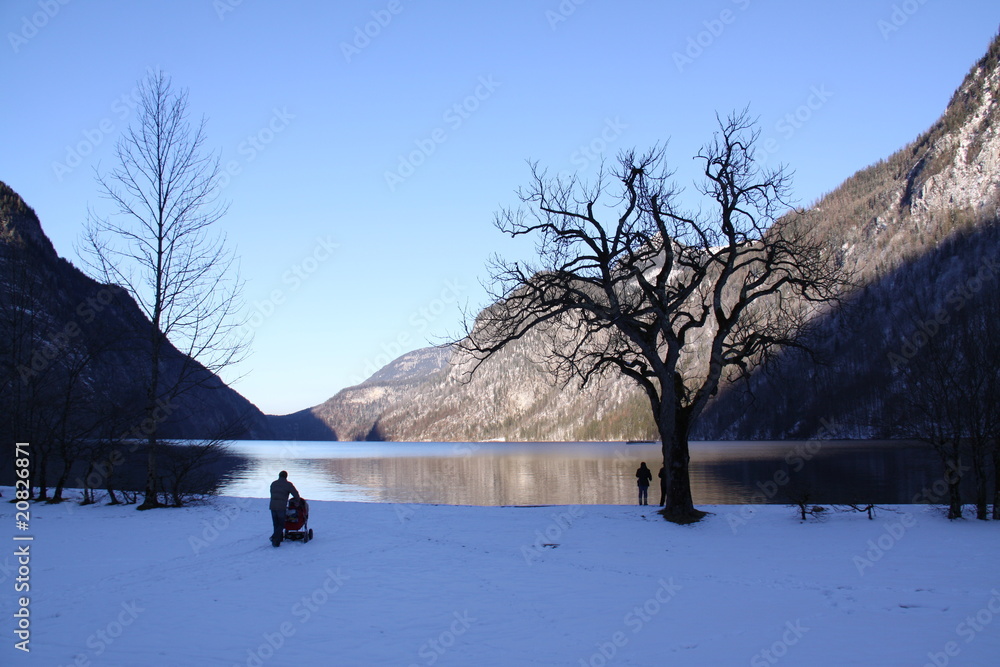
1,1,998,415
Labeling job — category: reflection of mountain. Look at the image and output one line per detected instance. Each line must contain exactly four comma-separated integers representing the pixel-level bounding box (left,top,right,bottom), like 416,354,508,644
220,442,947,506
312,448,644,506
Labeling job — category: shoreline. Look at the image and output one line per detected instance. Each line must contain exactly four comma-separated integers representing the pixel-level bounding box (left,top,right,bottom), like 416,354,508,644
3,489,998,665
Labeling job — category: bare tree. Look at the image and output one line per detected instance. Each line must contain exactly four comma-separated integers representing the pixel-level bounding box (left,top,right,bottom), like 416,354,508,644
0,247,98,502
460,111,845,523
1,248,49,497
160,437,236,507
889,271,1000,520
83,71,247,510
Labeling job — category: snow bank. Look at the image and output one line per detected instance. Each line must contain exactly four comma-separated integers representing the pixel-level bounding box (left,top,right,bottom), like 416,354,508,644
1,491,998,666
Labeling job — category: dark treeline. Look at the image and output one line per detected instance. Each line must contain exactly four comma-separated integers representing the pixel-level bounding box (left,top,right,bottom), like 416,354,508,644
0,181,260,506
697,219,1000,519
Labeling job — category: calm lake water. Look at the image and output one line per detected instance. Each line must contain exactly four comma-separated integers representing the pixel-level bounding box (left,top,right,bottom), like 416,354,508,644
217,440,945,506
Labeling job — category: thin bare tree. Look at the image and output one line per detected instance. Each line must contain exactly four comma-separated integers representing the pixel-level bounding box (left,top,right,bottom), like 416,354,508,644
83,70,247,510
889,268,1000,520
460,111,846,523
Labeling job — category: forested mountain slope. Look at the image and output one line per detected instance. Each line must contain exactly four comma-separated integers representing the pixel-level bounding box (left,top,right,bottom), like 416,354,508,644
0,182,274,446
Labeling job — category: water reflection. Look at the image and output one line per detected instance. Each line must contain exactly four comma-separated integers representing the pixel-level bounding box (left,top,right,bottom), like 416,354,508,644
218,440,941,506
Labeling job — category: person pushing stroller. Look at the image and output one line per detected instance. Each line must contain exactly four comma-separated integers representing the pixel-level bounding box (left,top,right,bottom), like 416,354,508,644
269,471,300,547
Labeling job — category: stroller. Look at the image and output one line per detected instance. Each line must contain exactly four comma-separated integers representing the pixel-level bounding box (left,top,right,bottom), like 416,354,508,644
283,497,314,543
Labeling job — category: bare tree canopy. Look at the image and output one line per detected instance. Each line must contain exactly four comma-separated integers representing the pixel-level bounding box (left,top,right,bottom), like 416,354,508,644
461,110,847,523
83,70,246,509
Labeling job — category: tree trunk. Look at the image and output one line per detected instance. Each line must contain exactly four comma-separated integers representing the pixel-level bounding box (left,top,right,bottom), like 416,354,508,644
947,480,963,520
659,406,704,524
36,450,48,501
945,452,963,520
973,448,988,521
938,446,964,520
139,436,159,509
139,333,164,510
52,457,75,502
80,462,94,505
993,450,1000,521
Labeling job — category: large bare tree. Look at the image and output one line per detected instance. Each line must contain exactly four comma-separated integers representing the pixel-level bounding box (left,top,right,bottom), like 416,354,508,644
461,111,846,523
84,71,246,510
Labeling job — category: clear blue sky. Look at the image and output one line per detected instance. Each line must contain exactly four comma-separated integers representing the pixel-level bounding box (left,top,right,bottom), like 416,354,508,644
2,0,997,414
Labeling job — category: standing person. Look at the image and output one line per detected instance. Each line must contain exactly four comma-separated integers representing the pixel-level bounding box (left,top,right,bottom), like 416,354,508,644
658,465,667,507
269,470,300,547
635,462,653,505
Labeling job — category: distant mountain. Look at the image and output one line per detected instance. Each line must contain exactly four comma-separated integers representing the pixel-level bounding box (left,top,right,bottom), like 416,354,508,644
0,181,275,445
295,31,1000,442
268,346,452,441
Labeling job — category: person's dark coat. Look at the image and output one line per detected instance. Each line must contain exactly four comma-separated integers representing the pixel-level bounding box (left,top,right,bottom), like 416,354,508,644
636,463,653,488
270,477,300,511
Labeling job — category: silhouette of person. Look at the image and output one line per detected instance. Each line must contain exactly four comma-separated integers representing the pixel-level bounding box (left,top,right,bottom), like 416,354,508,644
635,462,653,505
658,465,667,507
269,470,300,547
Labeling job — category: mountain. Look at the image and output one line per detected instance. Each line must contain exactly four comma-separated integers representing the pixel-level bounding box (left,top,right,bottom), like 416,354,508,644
269,346,452,441
0,181,275,445
695,32,1000,439
297,31,1000,442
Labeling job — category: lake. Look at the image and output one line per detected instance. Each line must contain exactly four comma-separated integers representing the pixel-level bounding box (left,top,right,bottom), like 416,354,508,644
217,440,948,506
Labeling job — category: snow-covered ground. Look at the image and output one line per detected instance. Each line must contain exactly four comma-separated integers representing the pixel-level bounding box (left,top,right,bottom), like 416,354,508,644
2,491,998,666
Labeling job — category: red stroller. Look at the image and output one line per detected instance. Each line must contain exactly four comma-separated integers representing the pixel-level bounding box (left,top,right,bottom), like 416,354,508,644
283,497,314,543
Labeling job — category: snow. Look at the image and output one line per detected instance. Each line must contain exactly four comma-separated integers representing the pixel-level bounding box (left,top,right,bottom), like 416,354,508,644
2,490,998,666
